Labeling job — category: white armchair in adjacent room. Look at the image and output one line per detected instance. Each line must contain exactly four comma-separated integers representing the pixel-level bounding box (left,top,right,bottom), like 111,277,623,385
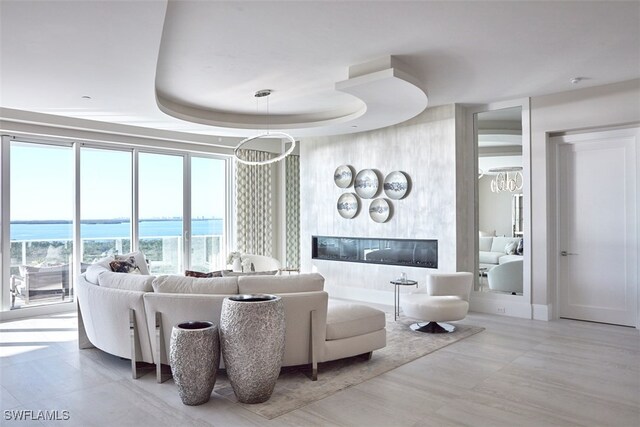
241,254,282,272
487,259,523,295
401,272,473,333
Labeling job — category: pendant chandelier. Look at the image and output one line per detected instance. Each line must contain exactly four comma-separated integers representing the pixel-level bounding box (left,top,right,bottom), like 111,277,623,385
488,167,523,193
233,89,296,166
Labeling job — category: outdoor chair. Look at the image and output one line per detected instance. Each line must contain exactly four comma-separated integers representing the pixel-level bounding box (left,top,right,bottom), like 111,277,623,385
10,263,88,308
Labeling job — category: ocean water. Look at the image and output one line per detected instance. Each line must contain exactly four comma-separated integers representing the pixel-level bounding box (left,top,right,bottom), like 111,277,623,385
10,219,223,241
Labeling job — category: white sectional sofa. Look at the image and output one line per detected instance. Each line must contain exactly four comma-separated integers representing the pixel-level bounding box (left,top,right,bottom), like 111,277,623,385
479,236,522,270
487,259,523,294
76,261,386,381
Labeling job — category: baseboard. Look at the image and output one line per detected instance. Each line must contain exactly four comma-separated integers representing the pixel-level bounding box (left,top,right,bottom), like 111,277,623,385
469,296,532,319
532,304,552,321
0,301,76,322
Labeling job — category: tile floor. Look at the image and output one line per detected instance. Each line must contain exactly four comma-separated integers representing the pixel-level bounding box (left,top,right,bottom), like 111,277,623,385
1,309,639,426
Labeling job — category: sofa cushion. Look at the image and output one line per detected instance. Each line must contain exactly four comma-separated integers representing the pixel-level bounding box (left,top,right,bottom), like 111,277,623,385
479,237,493,252
152,275,238,295
479,251,503,265
326,303,386,340
85,256,114,284
490,237,521,254
98,271,154,292
499,254,523,264
237,273,324,294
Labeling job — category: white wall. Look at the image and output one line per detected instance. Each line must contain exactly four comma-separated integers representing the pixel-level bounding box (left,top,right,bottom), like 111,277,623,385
530,79,640,318
300,105,473,305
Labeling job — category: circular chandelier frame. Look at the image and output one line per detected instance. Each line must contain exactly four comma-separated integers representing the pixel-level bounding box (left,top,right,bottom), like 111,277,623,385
490,170,523,193
234,132,297,166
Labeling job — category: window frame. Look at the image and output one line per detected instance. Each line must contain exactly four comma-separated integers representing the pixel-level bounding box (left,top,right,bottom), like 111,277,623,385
0,137,233,317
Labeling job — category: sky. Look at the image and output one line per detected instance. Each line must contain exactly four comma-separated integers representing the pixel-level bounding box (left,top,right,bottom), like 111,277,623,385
9,142,226,221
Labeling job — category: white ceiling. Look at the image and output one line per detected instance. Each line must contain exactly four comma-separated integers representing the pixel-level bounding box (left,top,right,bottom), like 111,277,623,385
1,0,639,139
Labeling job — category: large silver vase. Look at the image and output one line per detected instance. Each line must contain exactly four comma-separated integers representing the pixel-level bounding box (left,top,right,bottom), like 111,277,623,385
169,321,220,406
220,294,285,404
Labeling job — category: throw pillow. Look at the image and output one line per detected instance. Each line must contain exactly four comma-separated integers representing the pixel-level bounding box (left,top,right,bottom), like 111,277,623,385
85,256,114,284
109,257,141,274
114,251,150,275
184,270,223,278
505,241,518,255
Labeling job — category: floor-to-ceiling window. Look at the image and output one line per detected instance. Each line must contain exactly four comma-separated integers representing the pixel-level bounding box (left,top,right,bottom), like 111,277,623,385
9,142,74,309
190,156,226,272
80,147,132,262
138,152,184,275
1,139,231,313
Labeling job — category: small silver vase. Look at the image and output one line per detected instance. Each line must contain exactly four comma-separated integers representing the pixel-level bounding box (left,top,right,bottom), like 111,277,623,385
220,294,285,404
169,321,220,406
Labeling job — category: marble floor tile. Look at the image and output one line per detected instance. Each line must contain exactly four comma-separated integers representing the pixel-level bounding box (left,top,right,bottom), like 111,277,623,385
2,310,639,426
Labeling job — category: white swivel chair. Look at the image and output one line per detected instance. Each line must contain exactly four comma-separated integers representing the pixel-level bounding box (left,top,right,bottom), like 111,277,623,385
241,254,282,272
401,272,473,333
487,259,523,295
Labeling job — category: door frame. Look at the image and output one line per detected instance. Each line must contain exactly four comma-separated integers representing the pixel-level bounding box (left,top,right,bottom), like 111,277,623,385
552,126,639,329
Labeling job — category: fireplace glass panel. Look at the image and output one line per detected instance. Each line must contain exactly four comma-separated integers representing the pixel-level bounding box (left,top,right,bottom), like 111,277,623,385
312,236,437,268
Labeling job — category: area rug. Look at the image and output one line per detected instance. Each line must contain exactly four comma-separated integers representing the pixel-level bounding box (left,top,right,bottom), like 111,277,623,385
212,314,483,419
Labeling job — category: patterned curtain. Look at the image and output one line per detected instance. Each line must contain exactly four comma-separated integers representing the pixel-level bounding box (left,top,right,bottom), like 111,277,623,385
285,154,300,268
235,149,274,256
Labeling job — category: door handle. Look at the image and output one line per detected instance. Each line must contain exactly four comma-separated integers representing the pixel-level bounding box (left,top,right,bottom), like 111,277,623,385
560,251,578,256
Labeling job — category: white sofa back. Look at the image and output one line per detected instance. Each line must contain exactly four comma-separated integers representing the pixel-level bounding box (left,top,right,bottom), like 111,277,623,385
479,236,493,252
152,275,238,294
78,272,328,368
76,275,154,363
144,290,329,367
488,259,523,293
237,273,324,294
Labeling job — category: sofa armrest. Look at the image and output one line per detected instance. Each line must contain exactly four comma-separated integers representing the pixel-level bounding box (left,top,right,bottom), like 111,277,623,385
76,275,153,363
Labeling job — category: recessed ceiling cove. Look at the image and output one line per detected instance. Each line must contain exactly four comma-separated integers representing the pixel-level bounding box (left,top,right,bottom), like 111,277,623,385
154,1,427,137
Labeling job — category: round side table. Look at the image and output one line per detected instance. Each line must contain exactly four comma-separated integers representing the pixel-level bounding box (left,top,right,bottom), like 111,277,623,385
390,279,418,321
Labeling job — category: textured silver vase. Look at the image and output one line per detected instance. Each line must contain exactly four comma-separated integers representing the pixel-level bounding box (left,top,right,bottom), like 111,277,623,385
169,321,220,406
220,294,285,404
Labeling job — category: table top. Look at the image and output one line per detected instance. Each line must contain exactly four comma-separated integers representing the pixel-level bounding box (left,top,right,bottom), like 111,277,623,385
390,279,418,286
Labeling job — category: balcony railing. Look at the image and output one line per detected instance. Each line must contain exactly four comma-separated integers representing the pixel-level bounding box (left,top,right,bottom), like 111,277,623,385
9,234,223,309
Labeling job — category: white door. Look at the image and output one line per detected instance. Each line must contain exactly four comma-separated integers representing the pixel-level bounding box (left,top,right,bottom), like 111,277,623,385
556,128,638,327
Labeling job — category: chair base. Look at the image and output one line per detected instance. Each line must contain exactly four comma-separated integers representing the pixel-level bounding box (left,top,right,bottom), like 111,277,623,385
410,322,456,333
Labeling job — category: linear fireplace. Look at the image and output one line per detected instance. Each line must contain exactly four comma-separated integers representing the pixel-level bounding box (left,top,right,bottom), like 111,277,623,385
312,236,437,268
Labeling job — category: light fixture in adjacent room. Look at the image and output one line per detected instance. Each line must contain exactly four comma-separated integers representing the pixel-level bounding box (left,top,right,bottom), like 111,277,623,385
489,167,523,193
233,90,296,166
